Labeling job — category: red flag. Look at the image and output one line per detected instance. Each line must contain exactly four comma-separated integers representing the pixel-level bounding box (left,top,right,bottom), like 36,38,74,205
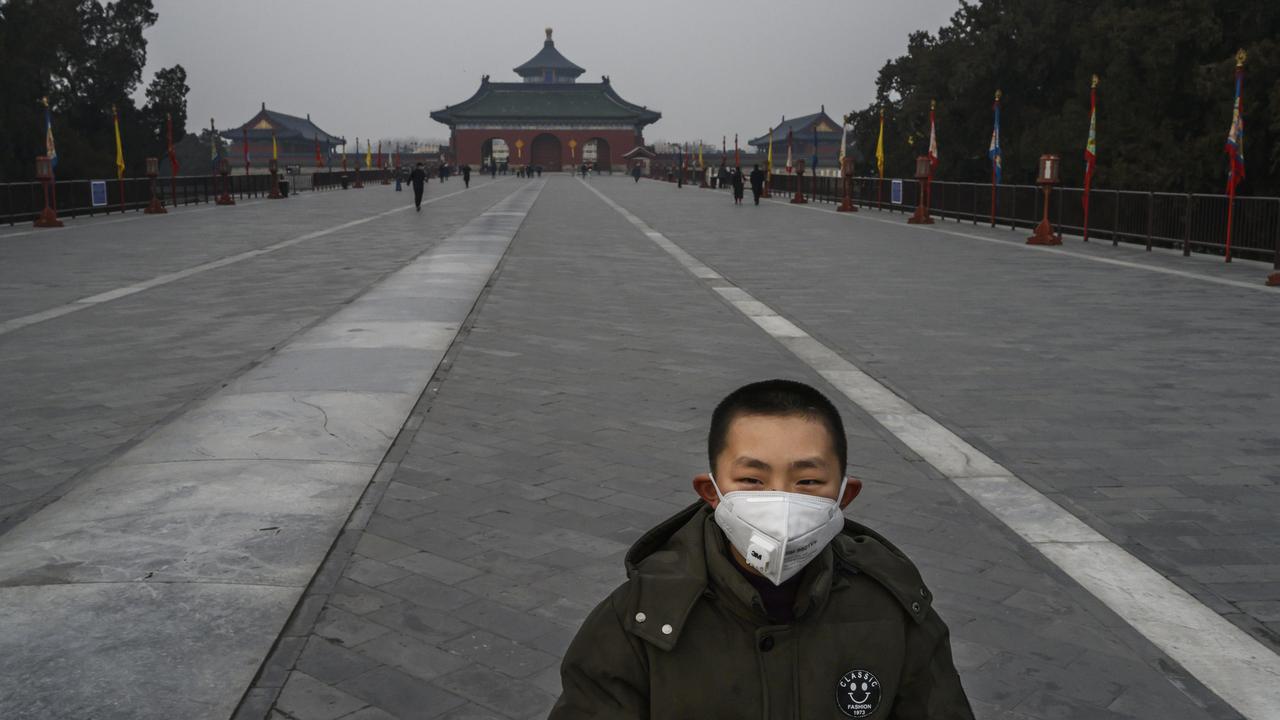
166,113,179,176
1083,75,1099,241
242,127,250,174
377,141,382,169
315,134,324,168
1224,50,1247,262
927,101,938,172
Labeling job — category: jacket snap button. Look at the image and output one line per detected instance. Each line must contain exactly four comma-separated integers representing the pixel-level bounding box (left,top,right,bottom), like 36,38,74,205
661,624,673,635
759,636,774,652
911,602,921,613
919,588,927,598
635,612,646,623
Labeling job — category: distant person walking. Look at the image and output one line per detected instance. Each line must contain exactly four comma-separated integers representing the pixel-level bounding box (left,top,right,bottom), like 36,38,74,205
462,164,471,188
731,167,745,205
632,163,643,183
749,164,765,205
437,163,446,183
409,162,427,211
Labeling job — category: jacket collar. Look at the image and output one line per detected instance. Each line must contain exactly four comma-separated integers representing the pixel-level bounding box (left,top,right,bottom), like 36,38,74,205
622,502,845,650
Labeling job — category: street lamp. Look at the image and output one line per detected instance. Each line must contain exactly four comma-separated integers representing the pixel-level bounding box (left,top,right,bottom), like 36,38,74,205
144,156,166,214
33,156,63,228
1027,154,1062,245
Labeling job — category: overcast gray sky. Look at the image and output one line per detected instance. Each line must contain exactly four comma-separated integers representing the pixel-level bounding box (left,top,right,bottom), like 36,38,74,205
138,0,960,148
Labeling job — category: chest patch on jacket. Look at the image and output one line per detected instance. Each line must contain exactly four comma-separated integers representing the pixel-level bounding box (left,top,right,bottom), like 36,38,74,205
836,669,882,717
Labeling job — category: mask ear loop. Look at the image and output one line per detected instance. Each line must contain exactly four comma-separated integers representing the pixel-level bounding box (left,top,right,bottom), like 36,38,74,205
708,472,726,501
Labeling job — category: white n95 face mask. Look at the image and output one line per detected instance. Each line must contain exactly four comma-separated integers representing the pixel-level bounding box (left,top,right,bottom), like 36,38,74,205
709,472,849,586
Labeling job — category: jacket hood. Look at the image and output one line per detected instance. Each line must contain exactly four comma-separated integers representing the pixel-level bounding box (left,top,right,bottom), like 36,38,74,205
619,501,933,651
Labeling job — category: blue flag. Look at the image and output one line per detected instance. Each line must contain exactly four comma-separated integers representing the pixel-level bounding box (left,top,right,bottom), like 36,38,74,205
44,104,58,169
989,96,1002,185
811,124,819,170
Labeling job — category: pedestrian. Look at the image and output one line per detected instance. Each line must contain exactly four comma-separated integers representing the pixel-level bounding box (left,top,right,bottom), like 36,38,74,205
731,166,745,205
580,163,588,179
749,163,765,205
632,163,643,183
549,379,975,719
717,164,729,190
491,162,497,179
462,164,471,188
437,163,446,183
408,162,427,212
536,165,543,177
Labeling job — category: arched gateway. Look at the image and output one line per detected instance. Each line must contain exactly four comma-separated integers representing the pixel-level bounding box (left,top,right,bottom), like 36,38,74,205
431,28,661,172
531,134,562,171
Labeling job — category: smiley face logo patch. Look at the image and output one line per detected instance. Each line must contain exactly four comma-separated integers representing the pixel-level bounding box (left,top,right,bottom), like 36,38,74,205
836,669,882,717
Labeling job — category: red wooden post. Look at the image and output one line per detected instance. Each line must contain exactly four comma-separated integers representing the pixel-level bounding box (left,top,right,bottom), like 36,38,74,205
33,156,63,228
790,159,808,204
1027,154,1063,245
907,156,933,224
144,157,166,214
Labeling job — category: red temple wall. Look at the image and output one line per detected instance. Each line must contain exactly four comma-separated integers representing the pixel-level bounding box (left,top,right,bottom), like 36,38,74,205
452,128,641,170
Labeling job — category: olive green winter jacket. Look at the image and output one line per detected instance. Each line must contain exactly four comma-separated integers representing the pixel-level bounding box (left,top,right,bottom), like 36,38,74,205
548,501,974,719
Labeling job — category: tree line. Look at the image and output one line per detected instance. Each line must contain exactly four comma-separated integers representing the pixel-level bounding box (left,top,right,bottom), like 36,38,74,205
845,0,1279,196
0,0,191,181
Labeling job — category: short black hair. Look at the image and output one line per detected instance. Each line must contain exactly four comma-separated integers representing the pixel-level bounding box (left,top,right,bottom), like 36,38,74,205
708,379,847,474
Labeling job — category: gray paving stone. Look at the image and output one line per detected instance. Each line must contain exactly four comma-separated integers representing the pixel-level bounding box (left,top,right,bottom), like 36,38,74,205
235,177,1251,720
433,664,558,720
336,665,467,719
276,670,368,720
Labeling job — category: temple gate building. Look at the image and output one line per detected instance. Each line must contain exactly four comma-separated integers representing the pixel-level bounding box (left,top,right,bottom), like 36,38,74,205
431,28,660,172
747,107,846,172
222,104,345,170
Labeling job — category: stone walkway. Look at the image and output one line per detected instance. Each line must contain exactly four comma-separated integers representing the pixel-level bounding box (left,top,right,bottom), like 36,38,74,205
243,177,1255,720
2,174,1275,719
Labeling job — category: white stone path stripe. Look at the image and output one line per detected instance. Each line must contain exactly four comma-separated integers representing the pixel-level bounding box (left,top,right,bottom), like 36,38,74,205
0,180,503,337
765,192,1276,294
0,180,544,720
581,179,1280,720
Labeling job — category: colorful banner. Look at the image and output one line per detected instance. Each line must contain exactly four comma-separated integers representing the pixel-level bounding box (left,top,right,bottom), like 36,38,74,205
875,109,885,179
113,106,125,178
989,91,1003,185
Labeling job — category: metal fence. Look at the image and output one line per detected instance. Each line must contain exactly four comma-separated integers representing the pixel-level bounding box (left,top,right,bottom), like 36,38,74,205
752,172,1280,267
1,169,392,226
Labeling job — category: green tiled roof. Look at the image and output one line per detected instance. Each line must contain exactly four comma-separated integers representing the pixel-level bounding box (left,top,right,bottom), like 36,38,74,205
431,81,661,126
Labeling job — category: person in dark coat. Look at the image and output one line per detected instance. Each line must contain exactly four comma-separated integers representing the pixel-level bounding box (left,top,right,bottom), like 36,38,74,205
632,163,643,183
749,164,765,205
549,380,974,720
717,164,730,190
461,164,471,188
731,167,745,205
408,162,427,211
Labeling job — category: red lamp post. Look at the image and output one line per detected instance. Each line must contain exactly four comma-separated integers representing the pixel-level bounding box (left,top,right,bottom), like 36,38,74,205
268,157,283,199
144,157,167,214
33,156,63,228
216,157,235,205
1027,154,1062,245
907,155,934,224
790,158,808,204
837,155,858,212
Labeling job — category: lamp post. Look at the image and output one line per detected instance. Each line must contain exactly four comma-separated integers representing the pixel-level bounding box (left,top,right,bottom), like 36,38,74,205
1027,154,1062,245
216,157,235,205
33,156,63,228
790,158,808,204
144,157,166,214
907,155,934,224
268,157,283,199
837,155,858,212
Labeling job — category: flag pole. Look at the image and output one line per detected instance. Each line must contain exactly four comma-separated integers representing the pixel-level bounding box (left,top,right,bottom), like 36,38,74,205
1083,75,1099,242
991,91,1000,226
1225,50,1246,264
113,105,126,213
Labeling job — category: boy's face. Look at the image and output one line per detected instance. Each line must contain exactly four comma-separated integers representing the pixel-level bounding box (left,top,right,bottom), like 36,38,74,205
694,414,860,509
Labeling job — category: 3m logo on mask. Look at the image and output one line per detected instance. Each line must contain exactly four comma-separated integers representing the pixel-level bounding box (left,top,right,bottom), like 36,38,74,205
836,669,882,717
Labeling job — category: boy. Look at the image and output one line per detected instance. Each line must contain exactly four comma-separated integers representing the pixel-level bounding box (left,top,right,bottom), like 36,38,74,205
549,379,974,719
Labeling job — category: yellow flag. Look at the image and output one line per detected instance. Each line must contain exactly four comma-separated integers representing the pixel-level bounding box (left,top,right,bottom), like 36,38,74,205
698,142,703,169
875,109,885,178
272,131,278,160
365,139,372,169
113,106,125,178
767,127,774,172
